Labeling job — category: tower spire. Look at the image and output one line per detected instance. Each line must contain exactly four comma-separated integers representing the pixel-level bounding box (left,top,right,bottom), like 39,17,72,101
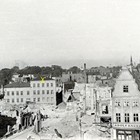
130,55,133,66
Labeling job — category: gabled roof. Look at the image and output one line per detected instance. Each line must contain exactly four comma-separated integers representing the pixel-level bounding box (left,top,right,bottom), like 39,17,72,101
5,82,30,88
115,67,140,92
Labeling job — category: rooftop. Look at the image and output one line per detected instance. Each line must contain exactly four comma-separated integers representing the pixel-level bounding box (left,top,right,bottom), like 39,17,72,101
31,76,53,81
5,82,30,88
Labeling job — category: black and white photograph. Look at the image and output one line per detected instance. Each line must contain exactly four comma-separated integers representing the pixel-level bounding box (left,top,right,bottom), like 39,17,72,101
0,0,140,140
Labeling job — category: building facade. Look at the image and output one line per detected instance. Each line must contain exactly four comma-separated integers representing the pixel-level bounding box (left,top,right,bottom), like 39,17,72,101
4,77,56,105
112,67,140,140
96,86,112,122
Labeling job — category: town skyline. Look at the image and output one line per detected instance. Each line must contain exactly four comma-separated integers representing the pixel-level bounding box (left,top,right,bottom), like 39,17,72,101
0,56,137,70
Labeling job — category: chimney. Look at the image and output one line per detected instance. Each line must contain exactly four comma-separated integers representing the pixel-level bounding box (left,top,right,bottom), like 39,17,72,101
84,63,88,83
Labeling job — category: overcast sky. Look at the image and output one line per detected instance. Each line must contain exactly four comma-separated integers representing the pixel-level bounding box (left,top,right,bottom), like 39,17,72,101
0,0,140,69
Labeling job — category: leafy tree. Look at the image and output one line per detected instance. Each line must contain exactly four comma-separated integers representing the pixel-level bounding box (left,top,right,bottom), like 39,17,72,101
0,68,13,86
11,66,19,73
41,66,52,75
19,66,41,75
68,66,81,74
51,65,63,77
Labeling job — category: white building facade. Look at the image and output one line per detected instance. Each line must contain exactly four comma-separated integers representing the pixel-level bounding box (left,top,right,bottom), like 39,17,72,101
112,68,140,140
4,77,56,105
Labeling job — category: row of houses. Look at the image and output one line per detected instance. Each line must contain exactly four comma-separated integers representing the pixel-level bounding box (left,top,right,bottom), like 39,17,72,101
62,66,140,140
2,77,56,105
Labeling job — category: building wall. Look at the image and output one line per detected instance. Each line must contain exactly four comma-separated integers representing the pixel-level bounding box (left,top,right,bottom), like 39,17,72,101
4,87,31,104
30,80,56,105
88,75,96,83
112,68,140,131
4,80,56,105
61,73,85,83
96,86,112,117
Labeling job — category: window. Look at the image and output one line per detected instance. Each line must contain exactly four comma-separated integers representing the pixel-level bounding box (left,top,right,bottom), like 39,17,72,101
47,83,49,87
33,90,36,95
51,83,53,87
125,113,130,122
37,83,40,87
27,91,30,95
12,99,14,103
38,98,40,102
26,98,30,101
21,98,23,102
17,98,19,103
7,91,9,96
37,90,40,95
51,90,53,94
134,113,139,122
33,98,36,102
7,99,10,103
42,83,44,87
124,101,129,107
16,91,19,95
133,101,138,107
42,97,45,101
51,97,53,102
12,91,14,95
116,113,121,122
47,97,49,102
47,90,49,94
42,90,45,94
33,83,35,87
115,101,121,107
123,85,128,92
21,91,23,95
102,105,108,114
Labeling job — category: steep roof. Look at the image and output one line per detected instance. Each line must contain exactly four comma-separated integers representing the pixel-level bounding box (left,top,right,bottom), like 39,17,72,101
5,82,30,88
116,67,140,92
130,70,140,91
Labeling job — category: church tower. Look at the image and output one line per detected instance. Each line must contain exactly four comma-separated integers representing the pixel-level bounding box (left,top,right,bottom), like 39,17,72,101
130,55,133,67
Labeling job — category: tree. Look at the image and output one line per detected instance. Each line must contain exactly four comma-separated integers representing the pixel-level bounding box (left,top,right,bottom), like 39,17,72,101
19,66,42,75
68,66,81,74
41,66,52,75
0,68,13,86
51,65,63,77
11,66,19,73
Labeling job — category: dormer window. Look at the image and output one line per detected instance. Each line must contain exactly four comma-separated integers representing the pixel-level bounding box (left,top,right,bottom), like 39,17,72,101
123,85,128,93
